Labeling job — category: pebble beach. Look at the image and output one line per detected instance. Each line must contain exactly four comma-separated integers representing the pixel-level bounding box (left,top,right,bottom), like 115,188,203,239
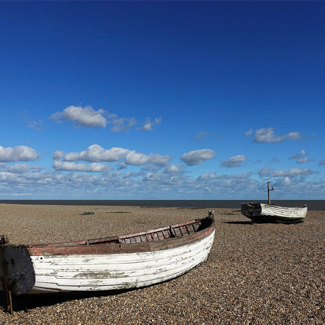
0,203,324,324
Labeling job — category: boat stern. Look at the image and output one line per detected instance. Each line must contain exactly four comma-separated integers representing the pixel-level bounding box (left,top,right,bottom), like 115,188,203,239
0,240,35,295
241,202,262,218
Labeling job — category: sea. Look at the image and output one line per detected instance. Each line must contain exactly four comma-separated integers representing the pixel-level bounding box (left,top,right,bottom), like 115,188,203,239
0,200,324,211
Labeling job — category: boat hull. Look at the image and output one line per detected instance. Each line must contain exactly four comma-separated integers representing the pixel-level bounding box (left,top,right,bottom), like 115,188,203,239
28,230,214,294
0,216,215,295
241,203,307,223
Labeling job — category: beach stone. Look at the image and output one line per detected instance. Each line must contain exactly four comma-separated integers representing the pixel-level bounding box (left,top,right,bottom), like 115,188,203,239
0,204,324,324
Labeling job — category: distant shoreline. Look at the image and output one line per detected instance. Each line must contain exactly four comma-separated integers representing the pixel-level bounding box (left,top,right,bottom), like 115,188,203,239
0,200,324,211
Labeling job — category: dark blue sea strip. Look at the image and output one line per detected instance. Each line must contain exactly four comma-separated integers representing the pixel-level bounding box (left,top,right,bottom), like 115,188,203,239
0,200,324,211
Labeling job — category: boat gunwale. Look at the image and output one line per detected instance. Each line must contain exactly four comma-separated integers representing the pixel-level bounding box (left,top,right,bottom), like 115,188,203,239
15,217,215,256
241,202,308,209
260,203,308,210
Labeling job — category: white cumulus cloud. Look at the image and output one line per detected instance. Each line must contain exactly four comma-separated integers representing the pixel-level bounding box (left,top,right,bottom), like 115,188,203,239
53,160,112,172
138,117,162,131
64,145,130,162
181,149,215,166
109,116,137,132
53,150,65,160
50,105,107,128
54,145,171,168
274,177,291,186
251,127,301,143
165,164,183,174
50,105,162,133
0,145,40,162
258,166,314,178
197,172,218,180
123,152,170,167
6,164,31,174
125,151,149,166
290,150,314,164
221,155,247,168
147,153,171,166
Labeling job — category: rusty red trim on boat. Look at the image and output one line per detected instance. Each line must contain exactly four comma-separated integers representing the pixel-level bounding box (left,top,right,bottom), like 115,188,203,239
26,217,214,256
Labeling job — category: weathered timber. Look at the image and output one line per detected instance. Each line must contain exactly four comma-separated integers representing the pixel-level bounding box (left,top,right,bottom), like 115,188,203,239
0,211,215,302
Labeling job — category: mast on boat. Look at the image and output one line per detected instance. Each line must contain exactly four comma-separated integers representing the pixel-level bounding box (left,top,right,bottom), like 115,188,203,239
267,180,274,204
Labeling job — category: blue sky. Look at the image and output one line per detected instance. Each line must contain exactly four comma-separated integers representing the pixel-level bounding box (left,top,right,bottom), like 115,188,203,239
0,1,324,200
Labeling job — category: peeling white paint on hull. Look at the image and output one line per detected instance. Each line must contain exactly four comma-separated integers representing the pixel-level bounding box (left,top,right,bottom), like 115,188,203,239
28,230,215,294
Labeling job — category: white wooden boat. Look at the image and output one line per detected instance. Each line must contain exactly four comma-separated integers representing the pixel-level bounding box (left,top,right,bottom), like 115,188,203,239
0,211,215,312
241,203,307,224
